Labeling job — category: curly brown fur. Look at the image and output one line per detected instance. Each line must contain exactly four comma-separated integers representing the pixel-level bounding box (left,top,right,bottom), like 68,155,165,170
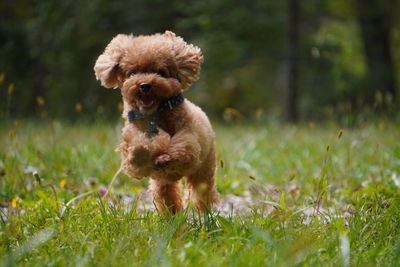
94,31,219,214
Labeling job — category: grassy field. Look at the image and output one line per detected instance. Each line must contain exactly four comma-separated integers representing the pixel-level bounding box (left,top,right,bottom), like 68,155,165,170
0,119,400,266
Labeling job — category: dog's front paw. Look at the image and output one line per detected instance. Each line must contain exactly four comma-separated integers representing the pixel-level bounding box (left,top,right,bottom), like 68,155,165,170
132,146,150,165
154,153,172,167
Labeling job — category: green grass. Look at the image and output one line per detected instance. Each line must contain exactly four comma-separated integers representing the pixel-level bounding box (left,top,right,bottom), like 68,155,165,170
1,119,400,266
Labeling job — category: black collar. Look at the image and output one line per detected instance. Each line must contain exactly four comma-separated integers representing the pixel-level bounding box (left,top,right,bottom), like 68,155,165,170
127,93,184,136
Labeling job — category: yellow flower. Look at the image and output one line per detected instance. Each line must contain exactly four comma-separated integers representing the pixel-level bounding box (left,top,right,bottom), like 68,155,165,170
59,179,67,189
36,96,45,107
223,107,243,121
11,196,21,208
7,83,14,95
75,103,82,112
117,102,123,111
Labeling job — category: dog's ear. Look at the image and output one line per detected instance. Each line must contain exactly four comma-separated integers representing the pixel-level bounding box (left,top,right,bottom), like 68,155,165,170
165,31,204,89
94,34,132,89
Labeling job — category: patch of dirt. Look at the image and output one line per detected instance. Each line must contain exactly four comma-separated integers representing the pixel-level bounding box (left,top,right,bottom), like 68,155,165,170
0,183,354,225
118,183,354,224
119,184,285,216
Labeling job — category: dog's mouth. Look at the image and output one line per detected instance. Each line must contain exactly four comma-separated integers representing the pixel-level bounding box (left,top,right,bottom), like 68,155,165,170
138,94,157,110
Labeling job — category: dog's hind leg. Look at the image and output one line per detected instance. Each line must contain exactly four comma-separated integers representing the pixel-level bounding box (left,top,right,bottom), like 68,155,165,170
186,150,219,211
149,178,183,214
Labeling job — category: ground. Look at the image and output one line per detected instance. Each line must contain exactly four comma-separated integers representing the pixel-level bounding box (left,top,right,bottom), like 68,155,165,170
0,119,399,266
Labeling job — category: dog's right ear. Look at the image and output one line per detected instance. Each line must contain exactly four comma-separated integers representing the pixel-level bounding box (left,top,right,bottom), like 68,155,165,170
94,34,132,89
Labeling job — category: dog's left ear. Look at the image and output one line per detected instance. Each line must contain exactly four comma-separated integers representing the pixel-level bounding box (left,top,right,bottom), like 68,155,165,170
165,31,204,89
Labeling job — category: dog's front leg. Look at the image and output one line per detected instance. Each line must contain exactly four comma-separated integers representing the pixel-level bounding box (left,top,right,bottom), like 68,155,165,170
154,131,201,169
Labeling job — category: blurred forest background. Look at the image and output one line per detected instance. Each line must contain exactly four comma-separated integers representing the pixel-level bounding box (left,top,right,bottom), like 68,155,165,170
0,0,399,122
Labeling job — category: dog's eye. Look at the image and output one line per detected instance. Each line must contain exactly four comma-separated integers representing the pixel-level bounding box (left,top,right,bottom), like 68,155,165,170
157,70,167,78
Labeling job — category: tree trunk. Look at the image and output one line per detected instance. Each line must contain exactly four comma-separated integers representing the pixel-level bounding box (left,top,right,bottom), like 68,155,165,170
355,0,396,104
286,0,299,122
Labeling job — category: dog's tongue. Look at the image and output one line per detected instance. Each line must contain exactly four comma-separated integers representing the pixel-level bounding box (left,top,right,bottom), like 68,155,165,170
141,96,155,107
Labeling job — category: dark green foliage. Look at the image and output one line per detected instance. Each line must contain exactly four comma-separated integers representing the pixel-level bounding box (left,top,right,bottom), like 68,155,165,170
0,0,399,120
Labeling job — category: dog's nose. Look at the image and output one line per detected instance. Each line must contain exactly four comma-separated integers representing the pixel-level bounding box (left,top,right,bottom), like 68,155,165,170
140,83,151,92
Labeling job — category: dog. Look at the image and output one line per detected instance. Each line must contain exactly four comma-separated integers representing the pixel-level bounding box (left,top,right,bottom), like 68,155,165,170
94,31,218,213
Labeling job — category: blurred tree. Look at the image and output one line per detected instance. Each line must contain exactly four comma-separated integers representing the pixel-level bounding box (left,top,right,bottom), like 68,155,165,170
0,0,398,120
355,0,396,105
178,0,286,116
286,0,299,122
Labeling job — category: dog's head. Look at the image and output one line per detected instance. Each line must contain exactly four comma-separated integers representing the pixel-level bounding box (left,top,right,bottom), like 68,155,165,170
94,31,203,114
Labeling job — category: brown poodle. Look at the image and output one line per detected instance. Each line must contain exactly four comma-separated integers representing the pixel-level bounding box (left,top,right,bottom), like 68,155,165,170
94,31,218,213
